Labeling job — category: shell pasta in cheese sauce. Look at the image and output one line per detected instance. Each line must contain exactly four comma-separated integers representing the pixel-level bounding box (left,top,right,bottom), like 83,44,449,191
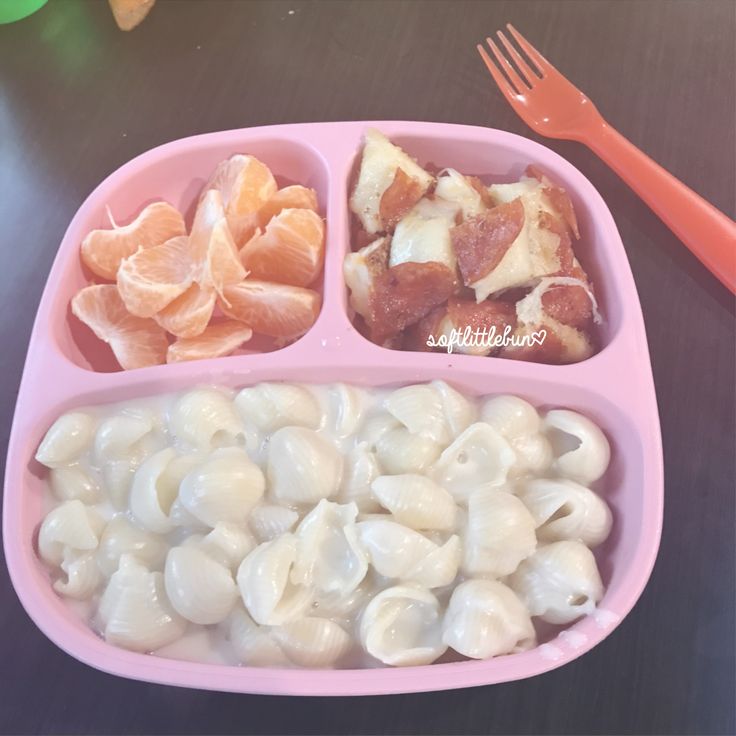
34,381,612,668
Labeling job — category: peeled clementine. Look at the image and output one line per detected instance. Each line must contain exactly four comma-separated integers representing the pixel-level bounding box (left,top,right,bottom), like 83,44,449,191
116,235,194,317
71,284,168,370
240,208,325,287
80,201,186,281
166,320,253,363
190,190,247,299
153,283,216,338
257,185,318,228
219,280,321,340
202,154,277,245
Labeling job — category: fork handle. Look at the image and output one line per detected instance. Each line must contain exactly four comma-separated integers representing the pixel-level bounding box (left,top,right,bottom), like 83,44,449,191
580,121,736,293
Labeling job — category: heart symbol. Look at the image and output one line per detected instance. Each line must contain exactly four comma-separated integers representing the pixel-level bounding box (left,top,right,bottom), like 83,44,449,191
530,329,547,346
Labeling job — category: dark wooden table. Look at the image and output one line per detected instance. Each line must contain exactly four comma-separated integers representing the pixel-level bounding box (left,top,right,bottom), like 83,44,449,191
1,1,734,734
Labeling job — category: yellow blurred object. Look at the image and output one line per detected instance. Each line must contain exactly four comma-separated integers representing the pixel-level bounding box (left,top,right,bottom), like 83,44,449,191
109,0,156,31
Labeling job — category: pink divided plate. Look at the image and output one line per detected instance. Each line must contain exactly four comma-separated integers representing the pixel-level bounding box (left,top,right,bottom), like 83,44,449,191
3,121,663,696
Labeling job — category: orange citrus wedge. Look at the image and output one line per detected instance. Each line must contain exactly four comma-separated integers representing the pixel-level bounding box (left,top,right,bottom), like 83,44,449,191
166,320,253,363
202,154,277,245
80,201,185,281
116,235,194,317
219,280,321,340
153,283,216,338
190,190,247,299
71,284,168,370
257,185,318,228
240,208,325,287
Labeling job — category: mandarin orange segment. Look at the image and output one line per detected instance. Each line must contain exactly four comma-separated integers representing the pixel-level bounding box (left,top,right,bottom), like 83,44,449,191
240,208,325,287
190,190,246,298
220,280,321,340
71,284,168,370
166,320,254,363
109,0,156,31
153,283,216,338
80,201,186,281
116,235,194,317
257,185,318,228
203,154,277,245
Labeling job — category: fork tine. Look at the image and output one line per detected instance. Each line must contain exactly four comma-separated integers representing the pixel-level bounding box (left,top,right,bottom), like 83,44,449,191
484,37,527,94
506,24,554,76
477,43,521,98
496,30,538,86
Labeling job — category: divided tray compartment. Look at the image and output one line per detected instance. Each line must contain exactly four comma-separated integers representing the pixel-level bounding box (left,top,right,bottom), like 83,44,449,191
3,121,663,696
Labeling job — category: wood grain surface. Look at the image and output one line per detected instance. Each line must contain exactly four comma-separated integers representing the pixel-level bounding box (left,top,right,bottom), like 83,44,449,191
0,1,734,734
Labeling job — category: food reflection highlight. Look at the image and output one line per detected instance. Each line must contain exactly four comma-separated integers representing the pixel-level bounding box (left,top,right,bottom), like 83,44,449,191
35,382,612,668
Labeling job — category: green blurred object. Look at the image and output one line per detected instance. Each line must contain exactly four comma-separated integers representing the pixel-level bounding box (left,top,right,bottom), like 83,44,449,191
0,0,48,24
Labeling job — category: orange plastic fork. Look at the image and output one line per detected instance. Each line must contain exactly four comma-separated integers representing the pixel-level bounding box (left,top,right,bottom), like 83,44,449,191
478,25,736,293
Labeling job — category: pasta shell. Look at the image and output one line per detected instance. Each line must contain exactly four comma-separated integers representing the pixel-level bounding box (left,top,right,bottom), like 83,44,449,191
36,412,95,467
385,384,449,444
481,395,540,439
97,515,169,577
359,584,446,666
291,500,368,595
431,380,477,439
94,410,157,463
376,428,441,475
267,427,343,505
164,452,204,487
167,499,209,532
101,458,136,509
442,579,536,659
430,423,515,502
236,534,311,625
273,618,352,667
163,454,208,528
337,442,382,513
97,554,186,652
169,388,244,450
249,505,299,542
49,465,99,504
508,541,604,624
543,410,611,484
517,478,612,547
129,448,181,533
358,413,401,451
197,522,256,570
234,383,320,433
355,519,435,578
38,500,104,566
370,474,457,530
180,447,265,527
164,545,239,624
509,433,554,475
463,489,537,577
310,583,371,619
405,535,461,589
327,383,367,438
227,605,289,666
54,549,102,600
